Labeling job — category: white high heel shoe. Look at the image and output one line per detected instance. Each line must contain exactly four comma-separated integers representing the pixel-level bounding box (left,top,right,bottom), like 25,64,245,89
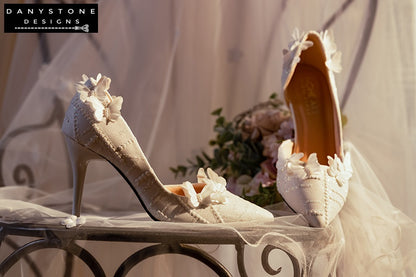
276,30,353,227
61,74,274,227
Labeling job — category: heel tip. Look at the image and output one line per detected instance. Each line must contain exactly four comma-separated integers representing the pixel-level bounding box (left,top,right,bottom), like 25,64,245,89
61,215,86,228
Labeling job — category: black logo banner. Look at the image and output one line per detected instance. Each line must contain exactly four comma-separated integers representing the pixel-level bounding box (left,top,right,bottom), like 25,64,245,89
4,3,98,33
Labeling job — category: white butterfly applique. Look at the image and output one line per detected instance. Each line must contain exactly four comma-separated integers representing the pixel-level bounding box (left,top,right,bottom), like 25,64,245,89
83,73,102,89
103,96,123,123
181,168,228,208
82,74,123,123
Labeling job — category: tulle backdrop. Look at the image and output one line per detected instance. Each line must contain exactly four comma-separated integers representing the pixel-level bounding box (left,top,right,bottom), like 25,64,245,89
1,0,416,276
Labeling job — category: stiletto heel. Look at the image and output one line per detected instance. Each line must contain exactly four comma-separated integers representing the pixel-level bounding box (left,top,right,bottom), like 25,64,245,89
61,74,274,227
276,30,353,227
64,135,102,217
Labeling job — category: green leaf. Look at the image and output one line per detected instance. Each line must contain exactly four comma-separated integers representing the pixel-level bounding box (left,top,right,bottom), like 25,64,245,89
202,151,212,162
196,155,205,167
216,116,225,126
211,108,223,116
169,165,188,178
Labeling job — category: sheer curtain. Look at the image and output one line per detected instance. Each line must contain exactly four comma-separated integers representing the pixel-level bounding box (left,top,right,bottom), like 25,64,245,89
1,0,415,276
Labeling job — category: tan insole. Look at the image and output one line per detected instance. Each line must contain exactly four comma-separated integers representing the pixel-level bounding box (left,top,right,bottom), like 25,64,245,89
286,64,338,164
165,183,205,196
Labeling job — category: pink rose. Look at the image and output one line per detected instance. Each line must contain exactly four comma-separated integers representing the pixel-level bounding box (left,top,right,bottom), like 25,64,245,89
240,109,291,140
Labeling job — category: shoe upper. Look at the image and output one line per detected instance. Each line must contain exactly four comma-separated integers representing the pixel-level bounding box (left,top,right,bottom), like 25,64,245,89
276,140,352,227
62,74,274,224
277,30,351,227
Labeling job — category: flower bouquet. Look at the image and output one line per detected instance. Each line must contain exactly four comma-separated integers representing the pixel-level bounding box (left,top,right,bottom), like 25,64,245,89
171,94,294,207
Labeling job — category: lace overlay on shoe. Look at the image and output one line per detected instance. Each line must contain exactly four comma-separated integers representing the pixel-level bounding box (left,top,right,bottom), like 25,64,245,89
276,140,352,227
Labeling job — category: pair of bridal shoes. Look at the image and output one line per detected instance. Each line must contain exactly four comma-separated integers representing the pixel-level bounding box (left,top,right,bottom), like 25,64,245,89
61,30,351,229
276,30,353,228
61,74,274,227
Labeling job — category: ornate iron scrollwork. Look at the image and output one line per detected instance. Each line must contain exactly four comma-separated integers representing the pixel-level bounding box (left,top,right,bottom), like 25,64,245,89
261,245,302,276
0,238,105,277
0,222,303,277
